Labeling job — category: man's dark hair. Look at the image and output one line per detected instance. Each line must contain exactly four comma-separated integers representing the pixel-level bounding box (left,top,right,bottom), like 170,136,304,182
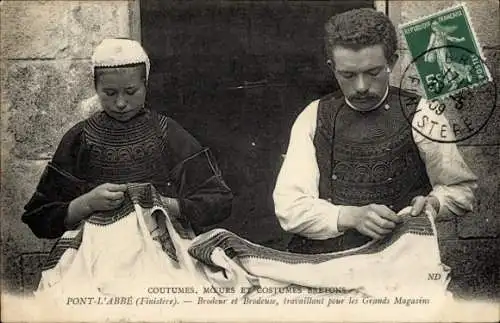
324,8,397,63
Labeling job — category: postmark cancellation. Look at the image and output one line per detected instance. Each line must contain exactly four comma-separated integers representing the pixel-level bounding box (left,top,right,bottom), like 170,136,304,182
398,3,497,143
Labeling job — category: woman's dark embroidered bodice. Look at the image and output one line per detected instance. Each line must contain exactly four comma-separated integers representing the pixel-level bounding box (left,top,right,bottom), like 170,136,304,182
82,110,171,192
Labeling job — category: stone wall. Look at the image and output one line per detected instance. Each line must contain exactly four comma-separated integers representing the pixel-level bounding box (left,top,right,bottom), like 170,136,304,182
376,0,499,299
0,0,138,293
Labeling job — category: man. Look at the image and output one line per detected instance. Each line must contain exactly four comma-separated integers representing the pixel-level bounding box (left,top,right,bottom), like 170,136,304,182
273,8,478,254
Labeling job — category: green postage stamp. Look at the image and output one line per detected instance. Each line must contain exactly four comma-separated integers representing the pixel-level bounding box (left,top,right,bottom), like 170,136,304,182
400,3,492,100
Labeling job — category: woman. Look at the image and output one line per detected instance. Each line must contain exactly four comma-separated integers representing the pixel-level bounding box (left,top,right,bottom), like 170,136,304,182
21,39,233,287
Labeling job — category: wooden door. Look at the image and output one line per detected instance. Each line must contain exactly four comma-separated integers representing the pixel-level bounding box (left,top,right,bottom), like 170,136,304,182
141,0,374,248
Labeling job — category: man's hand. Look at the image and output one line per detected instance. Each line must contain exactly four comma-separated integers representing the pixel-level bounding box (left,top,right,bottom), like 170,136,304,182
338,204,403,240
410,195,440,216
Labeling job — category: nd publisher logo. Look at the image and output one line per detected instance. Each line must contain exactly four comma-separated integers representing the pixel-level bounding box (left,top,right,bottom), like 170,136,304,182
428,273,441,280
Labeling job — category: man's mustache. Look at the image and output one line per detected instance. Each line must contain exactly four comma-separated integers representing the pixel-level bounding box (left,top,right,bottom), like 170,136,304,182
348,93,381,102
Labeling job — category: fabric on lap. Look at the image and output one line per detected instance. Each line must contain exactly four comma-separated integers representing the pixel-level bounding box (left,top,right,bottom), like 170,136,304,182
37,183,450,300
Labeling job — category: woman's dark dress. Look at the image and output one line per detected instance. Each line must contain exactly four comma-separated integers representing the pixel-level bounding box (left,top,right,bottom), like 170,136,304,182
22,109,233,239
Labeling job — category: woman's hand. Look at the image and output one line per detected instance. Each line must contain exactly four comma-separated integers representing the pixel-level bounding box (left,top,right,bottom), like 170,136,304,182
84,183,128,212
66,183,127,229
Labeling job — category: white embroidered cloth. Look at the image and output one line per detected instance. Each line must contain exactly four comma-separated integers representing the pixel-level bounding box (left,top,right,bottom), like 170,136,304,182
35,183,451,318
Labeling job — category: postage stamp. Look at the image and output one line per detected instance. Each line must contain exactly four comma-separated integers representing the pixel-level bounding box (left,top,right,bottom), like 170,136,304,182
398,45,497,143
399,3,492,100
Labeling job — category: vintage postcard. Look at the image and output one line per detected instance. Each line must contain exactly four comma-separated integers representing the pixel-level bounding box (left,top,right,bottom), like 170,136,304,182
1,1,498,322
